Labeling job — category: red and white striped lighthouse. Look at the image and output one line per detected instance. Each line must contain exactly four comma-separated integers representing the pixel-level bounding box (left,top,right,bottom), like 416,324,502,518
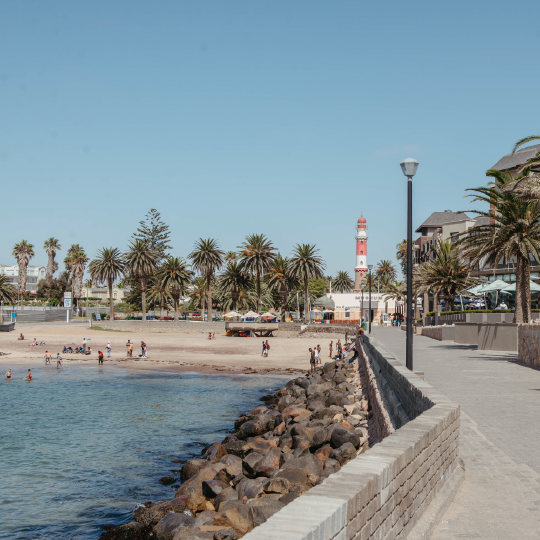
354,216,368,291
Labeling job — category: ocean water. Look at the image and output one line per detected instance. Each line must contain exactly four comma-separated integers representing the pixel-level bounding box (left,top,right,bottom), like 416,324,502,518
0,364,287,539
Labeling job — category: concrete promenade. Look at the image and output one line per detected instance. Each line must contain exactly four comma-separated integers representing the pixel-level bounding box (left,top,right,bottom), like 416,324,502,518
371,327,540,540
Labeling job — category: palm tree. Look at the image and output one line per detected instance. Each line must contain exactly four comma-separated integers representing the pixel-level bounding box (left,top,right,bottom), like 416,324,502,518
376,260,397,281
219,261,249,312
69,250,89,307
189,239,224,323
147,281,172,318
0,275,16,311
396,240,407,276
415,240,480,313
224,251,237,265
332,271,354,293
266,254,298,321
460,170,540,323
157,256,192,321
124,239,158,323
43,238,61,286
289,244,326,321
12,240,35,297
89,248,125,321
189,276,208,315
238,234,276,314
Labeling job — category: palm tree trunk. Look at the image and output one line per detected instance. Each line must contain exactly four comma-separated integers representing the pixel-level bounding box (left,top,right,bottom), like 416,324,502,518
174,296,179,322
522,257,531,323
256,269,261,313
304,278,309,322
18,257,27,296
207,273,213,323
201,293,205,321
109,279,114,322
232,289,238,312
160,297,164,319
433,292,438,313
514,256,524,324
140,277,147,323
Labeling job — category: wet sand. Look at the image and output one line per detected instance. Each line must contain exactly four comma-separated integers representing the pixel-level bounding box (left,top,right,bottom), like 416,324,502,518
0,323,343,376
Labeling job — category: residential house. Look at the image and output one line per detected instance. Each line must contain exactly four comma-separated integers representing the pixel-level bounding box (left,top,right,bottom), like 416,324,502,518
0,264,46,293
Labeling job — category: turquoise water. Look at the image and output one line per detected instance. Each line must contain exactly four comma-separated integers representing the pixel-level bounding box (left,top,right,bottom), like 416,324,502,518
0,365,286,539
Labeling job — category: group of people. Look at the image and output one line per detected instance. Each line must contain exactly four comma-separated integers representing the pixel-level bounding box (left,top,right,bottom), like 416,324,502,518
309,338,355,372
30,338,46,346
44,351,63,367
5,368,33,380
125,340,147,358
261,340,271,357
207,333,216,340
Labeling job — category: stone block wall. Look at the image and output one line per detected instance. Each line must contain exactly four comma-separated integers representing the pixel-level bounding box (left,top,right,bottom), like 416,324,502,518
243,335,461,540
421,326,455,342
518,324,540,367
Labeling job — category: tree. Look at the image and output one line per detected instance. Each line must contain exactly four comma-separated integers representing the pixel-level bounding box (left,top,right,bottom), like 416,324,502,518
133,209,172,264
460,169,540,323
189,276,207,315
43,238,61,287
189,239,224,323
224,251,237,265
12,240,35,296
0,275,16,308
266,254,298,321
219,261,250,312
289,244,326,321
147,281,172,318
157,256,193,321
124,239,158,323
89,248,125,321
376,260,397,281
238,234,276,314
333,271,354,293
396,240,407,276
69,249,89,306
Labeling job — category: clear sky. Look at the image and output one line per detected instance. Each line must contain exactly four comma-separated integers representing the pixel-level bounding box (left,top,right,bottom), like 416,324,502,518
1,0,539,279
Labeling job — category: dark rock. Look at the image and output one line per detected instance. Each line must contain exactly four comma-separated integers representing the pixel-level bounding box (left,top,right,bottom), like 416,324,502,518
181,460,209,482
234,416,250,431
213,502,254,536
176,465,224,498
281,452,294,463
248,405,268,416
307,400,325,411
278,487,302,505
154,512,195,540
274,468,313,492
231,474,246,488
242,452,263,477
133,499,190,526
202,442,227,463
214,487,239,510
160,476,176,485
254,447,282,477
242,438,277,456
219,454,241,466
292,436,311,451
324,458,341,473
215,461,242,484
247,498,286,526
260,394,274,402
193,510,217,528
311,427,329,448
278,434,292,450
237,477,269,500
281,453,323,478
222,435,238,444
202,479,230,498
325,395,343,407
331,442,357,465
264,477,291,494
222,440,244,457
330,425,360,449
314,444,332,462
213,529,238,540
173,529,214,540
237,416,274,439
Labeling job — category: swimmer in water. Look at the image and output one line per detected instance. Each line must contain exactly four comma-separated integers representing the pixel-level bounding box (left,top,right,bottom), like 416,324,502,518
5,369,12,380
25,369,32,381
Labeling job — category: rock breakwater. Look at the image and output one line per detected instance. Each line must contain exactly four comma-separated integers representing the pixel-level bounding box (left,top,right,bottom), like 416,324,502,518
101,351,374,540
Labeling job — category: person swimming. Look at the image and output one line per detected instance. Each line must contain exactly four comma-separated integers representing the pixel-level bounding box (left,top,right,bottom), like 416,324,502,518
24,369,32,381
5,369,12,380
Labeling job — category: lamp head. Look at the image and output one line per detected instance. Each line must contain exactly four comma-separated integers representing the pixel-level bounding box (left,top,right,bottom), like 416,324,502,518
368,265,373,271
400,158,419,178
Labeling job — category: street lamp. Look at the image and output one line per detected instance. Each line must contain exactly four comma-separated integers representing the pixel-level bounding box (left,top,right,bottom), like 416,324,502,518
368,265,373,333
400,158,419,371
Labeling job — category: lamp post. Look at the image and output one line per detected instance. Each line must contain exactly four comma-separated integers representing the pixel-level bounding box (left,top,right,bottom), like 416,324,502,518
368,265,373,333
400,158,419,371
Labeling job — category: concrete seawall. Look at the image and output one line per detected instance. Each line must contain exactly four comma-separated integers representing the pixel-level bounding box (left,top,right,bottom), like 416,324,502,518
243,333,461,540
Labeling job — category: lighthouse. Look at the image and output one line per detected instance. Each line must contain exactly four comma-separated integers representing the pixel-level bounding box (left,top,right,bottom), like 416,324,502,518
354,216,368,291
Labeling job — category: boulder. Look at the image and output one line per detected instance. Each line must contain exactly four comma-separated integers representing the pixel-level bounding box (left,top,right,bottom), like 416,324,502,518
134,499,189,526
202,479,230,498
172,529,214,540
311,427,329,448
154,513,196,540
278,486,302,505
282,405,307,421
202,442,227,463
330,425,360,449
222,440,244,457
307,400,325,412
281,453,323,478
237,416,274,439
292,410,312,423
278,434,293,450
215,461,242,484
294,377,310,390
274,468,313,492
248,405,268,416
242,452,264,478
273,422,286,436
213,502,254,536
247,498,286,527
214,487,239,510
254,447,282,477
242,438,277,455
237,477,269,500
176,466,224,498
213,529,238,540
219,454,241,466
181,459,209,482
264,477,291,494
314,444,332,462
331,442,357,465
187,492,207,513
193,510,217,528
234,416,250,430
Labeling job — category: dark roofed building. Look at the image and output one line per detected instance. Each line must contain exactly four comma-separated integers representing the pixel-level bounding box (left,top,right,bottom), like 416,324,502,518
490,144,540,173
415,210,470,234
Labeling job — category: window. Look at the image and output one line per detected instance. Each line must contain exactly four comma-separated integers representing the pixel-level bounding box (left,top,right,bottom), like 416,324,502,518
113,293,118,299
450,232,459,243
345,311,350,318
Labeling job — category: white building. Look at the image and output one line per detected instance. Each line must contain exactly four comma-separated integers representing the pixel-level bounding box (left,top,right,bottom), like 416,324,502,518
326,291,398,323
0,264,46,293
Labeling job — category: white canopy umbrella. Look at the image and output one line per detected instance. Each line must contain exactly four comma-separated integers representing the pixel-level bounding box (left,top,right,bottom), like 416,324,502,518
478,279,509,293
466,284,486,296
501,281,540,293
224,311,241,317
242,311,260,319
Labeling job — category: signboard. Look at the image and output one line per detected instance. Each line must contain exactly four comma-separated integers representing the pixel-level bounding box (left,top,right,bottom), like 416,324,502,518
64,292,72,299
11,312,16,320
64,299,72,308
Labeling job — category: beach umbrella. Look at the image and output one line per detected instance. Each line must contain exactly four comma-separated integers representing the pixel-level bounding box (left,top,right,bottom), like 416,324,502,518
466,284,485,296
242,311,260,319
478,279,509,293
224,311,241,317
501,280,540,292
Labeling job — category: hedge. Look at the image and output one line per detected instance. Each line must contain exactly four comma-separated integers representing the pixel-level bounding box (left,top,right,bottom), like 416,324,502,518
425,309,540,316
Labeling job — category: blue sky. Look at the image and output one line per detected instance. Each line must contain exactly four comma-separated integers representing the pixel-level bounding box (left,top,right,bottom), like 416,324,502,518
1,0,539,278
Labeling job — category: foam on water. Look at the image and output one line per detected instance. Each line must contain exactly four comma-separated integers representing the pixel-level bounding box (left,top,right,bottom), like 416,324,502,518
0,364,286,539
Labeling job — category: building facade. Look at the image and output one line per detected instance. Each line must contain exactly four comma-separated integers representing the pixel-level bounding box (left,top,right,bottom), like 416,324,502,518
81,287,127,301
0,264,46,293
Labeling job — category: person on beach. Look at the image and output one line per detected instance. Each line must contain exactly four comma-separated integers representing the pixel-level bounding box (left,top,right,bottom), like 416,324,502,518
56,354,62,368
45,351,52,365
5,369,12,380
309,348,316,373
337,339,342,355
141,341,147,358
212,333,215,340
329,341,333,359
129,341,133,357
261,341,266,357
18,333,24,341
265,340,270,357
313,346,320,365
83,338,87,353
31,338,37,347
317,344,322,364
98,351,104,365
107,341,111,357
25,369,32,381
208,333,212,340
126,340,131,357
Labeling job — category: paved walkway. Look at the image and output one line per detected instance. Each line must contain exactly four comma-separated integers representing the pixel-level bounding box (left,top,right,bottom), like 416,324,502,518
371,327,540,540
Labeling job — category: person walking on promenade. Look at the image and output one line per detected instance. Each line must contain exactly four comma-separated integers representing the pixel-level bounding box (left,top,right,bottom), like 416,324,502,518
83,338,87,353
126,340,131,357
329,341,333,358
265,340,270,357
309,348,316,373
106,341,111,357
98,351,104,365
56,353,62,368
45,351,51,365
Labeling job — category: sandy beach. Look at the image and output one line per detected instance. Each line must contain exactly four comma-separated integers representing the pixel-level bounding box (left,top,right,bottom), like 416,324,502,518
0,323,345,376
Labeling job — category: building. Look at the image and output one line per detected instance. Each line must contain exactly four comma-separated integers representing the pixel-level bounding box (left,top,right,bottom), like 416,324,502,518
354,217,369,291
0,264,46,293
81,287,127,301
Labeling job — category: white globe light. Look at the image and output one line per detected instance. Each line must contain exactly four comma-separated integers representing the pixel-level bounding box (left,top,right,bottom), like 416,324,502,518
400,158,419,178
